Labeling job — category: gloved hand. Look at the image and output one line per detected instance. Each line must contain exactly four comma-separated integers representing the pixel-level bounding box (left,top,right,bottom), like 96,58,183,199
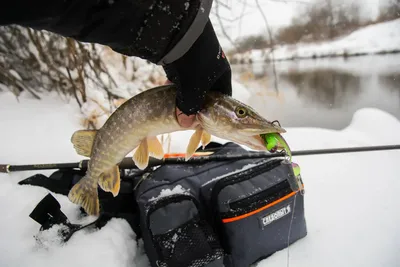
162,19,232,128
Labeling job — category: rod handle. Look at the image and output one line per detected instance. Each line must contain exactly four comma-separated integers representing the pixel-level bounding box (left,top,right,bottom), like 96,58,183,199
0,164,10,173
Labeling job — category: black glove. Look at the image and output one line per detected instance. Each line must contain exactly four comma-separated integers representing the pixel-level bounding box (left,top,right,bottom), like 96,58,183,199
163,19,232,115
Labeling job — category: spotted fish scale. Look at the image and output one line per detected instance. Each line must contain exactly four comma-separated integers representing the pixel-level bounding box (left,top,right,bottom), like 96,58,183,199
89,85,182,176
68,84,286,216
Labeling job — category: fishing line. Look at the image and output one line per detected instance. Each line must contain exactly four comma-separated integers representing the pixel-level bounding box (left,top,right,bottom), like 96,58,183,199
286,193,297,267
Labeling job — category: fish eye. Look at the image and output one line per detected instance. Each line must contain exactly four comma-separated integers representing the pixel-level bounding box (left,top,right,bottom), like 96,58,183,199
235,107,247,118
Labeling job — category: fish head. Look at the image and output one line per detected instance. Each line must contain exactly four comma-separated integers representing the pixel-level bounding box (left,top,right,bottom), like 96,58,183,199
197,91,286,151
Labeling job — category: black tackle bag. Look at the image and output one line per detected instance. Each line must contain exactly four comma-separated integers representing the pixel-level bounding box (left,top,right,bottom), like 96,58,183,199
135,142,308,267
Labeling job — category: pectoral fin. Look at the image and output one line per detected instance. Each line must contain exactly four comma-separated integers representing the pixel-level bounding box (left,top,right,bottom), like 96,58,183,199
98,165,120,197
186,128,203,161
147,136,165,159
201,130,211,149
71,130,97,157
133,139,149,170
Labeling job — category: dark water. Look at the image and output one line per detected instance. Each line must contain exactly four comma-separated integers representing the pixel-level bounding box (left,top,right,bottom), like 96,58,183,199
231,54,400,130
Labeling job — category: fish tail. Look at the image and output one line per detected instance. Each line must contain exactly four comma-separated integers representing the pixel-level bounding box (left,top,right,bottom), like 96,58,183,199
68,174,99,216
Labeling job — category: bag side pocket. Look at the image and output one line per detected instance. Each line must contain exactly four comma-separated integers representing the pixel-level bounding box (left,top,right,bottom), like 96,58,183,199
145,194,225,267
209,159,307,267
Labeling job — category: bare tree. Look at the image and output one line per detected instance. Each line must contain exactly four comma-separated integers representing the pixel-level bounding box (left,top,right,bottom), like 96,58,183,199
0,25,165,113
274,0,364,44
377,0,400,22
0,25,123,106
254,0,280,92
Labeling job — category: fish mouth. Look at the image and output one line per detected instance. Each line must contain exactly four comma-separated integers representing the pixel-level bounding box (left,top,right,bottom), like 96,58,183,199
238,134,268,151
248,121,288,150
196,113,285,151
250,134,268,150
245,134,291,153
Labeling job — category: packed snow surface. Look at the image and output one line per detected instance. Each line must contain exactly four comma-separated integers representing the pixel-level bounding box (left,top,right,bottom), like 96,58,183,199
1,83,400,267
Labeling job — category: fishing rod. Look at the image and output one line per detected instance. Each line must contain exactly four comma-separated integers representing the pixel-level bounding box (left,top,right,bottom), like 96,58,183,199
1,144,399,173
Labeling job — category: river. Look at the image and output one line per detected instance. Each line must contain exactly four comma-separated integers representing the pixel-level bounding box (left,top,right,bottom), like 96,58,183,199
231,54,400,130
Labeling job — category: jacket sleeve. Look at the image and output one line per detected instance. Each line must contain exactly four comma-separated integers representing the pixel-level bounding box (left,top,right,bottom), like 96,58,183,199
0,0,231,115
163,19,232,115
0,0,212,64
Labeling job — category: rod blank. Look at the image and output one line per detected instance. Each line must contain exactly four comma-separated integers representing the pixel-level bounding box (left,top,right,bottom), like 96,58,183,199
1,144,399,173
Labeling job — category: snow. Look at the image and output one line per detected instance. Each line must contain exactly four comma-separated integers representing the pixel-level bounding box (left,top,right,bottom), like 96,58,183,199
202,162,259,187
89,46,166,100
270,53,400,76
1,79,400,267
231,18,400,62
211,0,386,49
148,185,190,202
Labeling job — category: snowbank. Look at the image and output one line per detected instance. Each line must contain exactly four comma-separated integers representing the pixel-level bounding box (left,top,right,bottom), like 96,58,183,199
231,18,400,63
1,84,400,267
270,53,400,76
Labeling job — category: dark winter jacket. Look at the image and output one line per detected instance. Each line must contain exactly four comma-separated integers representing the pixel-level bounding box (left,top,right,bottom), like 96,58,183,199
0,0,232,115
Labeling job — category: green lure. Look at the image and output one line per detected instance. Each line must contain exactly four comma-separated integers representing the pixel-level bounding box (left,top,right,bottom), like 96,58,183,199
291,162,300,177
261,133,304,193
291,162,305,194
260,133,292,161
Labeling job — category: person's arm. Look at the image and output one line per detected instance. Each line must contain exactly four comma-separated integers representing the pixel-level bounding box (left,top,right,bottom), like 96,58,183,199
163,19,232,117
0,0,204,63
0,0,232,120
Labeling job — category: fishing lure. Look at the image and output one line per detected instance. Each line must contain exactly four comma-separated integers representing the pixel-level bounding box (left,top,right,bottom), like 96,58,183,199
291,162,300,177
291,162,305,194
260,132,292,161
261,132,306,193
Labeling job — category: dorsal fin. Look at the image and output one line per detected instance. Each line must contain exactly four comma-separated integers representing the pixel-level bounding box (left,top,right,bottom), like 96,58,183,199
71,130,97,157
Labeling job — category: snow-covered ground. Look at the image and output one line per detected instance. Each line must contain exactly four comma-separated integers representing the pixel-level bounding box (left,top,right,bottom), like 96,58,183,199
1,81,400,267
270,54,400,76
232,18,400,63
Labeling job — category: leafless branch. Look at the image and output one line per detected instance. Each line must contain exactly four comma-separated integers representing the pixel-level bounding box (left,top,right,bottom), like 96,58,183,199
214,0,239,51
0,25,162,109
255,0,279,93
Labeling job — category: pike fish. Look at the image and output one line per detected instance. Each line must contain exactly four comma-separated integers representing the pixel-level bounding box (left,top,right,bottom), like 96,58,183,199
68,84,286,215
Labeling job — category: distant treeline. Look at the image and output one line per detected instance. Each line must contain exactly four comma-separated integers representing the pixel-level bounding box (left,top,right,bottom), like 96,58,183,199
232,0,400,53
